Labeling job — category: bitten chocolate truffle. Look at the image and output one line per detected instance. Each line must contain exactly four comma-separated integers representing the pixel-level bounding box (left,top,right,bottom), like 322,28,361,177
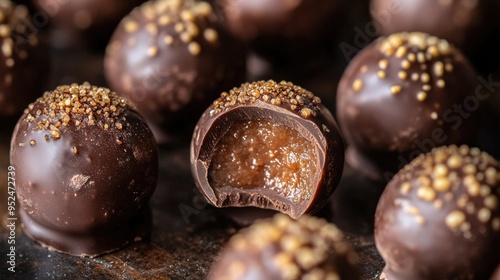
10,83,158,257
0,0,49,119
191,80,344,219
337,32,478,181
217,0,340,60
104,0,246,143
370,0,500,52
375,145,500,280
209,214,360,280
33,0,145,49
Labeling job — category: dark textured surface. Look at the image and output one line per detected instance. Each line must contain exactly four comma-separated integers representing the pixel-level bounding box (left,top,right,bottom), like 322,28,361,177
1,0,499,278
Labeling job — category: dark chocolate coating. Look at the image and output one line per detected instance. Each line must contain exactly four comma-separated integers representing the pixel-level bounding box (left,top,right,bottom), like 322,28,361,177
217,0,341,61
337,32,479,181
370,0,500,52
209,214,360,280
33,0,145,49
375,145,500,280
191,80,344,219
492,265,500,280
104,0,246,143
0,1,49,119
10,83,158,257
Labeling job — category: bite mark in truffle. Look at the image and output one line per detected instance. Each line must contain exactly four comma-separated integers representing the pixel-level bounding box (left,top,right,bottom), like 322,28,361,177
191,80,344,219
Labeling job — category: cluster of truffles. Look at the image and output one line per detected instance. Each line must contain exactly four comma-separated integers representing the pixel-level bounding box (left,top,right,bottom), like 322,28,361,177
375,145,500,279
4,0,500,279
10,83,158,257
0,0,48,119
104,0,246,142
210,214,360,280
191,80,344,219
337,32,478,180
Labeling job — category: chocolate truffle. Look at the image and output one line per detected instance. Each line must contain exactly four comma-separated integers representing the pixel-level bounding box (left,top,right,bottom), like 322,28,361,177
191,80,344,219
375,145,500,280
104,0,246,143
217,0,340,60
209,214,360,280
0,0,49,119
10,83,158,257
370,0,500,52
337,32,479,181
33,0,145,49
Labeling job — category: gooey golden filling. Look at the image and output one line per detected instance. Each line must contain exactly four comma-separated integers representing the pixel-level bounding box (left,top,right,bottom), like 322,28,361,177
209,119,318,203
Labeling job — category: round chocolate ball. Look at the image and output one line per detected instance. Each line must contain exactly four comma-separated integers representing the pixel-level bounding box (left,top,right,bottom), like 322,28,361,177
104,0,246,143
10,83,158,257
375,145,500,280
370,0,500,52
191,80,344,219
337,32,479,181
0,0,49,120
209,214,360,280
217,0,341,60
33,0,145,49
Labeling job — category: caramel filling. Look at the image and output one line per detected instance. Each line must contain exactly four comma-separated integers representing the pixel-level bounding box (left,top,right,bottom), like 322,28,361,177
209,119,318,203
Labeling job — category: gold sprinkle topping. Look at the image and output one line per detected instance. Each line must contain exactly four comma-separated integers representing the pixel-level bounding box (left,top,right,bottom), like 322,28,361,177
401,60,411,69
373,33,459,100
118,0,220,59
400,182,412,194
433,62,444,77
188,42,201,55
147,46,158,57
421,73,430,83
378,59,388,69
203,28,218,43
445,210,466,229
417,92,427,101
484,195,498,210
478,208,491,223
211,80,321,118
395,46,407,58
124,20,139,32
398,71,407,80
417,186,436,202
377,70,386,79
22,83,130,140
352,79,363,92
391,85,402,95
